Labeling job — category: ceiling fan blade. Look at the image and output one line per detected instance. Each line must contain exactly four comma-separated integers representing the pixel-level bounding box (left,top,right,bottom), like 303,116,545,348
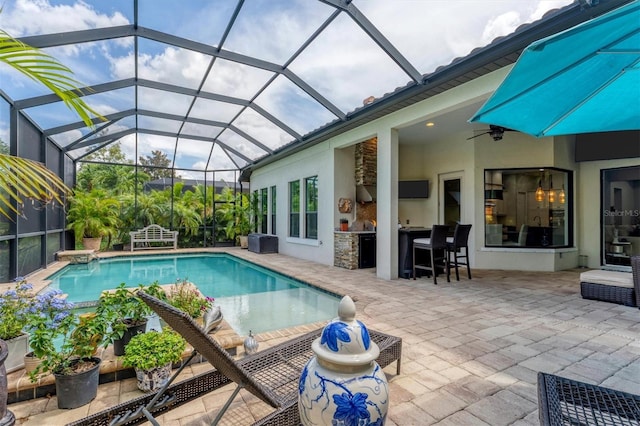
466,131,490,140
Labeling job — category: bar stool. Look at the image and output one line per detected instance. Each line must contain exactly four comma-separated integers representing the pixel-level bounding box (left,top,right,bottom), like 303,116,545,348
446,224,472,280
413,225,449,284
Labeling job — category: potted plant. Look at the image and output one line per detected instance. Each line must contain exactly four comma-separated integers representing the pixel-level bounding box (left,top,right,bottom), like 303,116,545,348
0,278,35,372
165,279,209,320
121,329,186,392
25,290,106,409
165,279,221,332
96,282,165,356
66,189,121,251
218,188,253,248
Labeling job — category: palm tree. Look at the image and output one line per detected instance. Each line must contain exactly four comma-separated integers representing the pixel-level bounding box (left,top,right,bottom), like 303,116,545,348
0,26,103,219
66,189,121,249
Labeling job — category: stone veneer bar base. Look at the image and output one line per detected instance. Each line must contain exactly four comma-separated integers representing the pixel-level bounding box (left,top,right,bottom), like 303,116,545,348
334,232,359,269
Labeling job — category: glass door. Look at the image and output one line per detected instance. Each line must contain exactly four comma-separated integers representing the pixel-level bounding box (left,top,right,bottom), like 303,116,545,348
601,165,640,270
439,171,464,228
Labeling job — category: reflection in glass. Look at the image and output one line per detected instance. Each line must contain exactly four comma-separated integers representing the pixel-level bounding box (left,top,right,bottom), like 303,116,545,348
0,240,10,282
47,233,62,263
484,168,572,248
289,180,300,238
602,166,640,269
305,176,318,240
18,236,42,277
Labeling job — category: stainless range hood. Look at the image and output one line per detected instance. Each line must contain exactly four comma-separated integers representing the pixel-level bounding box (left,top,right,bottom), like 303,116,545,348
356,184,377,203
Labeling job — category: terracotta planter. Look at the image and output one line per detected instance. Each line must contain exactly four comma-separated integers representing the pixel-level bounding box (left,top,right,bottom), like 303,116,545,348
4,333,28,373
82,237,102,251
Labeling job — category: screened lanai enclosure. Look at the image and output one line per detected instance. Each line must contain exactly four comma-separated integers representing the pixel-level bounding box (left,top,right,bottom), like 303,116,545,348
0,0,578,280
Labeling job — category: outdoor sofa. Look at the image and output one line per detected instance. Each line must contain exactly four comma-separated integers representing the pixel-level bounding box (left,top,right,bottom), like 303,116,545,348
579,255,639,308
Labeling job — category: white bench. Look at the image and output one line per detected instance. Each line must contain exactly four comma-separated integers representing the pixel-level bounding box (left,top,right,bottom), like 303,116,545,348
130,224,178,251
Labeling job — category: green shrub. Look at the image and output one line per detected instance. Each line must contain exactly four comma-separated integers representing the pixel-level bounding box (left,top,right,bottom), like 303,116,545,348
122,329,186,371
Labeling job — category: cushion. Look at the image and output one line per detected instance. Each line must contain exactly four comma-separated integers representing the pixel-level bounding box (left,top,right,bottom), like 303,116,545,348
414,238,431,245
579,270,633,288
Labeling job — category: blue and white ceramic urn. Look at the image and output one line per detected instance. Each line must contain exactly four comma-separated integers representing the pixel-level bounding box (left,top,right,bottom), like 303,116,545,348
298,296,389,426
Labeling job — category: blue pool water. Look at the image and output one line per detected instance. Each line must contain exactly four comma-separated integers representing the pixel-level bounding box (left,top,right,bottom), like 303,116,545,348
46,253,340,335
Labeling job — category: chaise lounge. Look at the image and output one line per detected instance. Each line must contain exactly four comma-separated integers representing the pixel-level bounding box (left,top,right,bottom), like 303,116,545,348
69,291,402,426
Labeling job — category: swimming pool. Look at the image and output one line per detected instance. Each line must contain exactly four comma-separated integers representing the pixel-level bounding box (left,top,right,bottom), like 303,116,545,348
46,253,340,335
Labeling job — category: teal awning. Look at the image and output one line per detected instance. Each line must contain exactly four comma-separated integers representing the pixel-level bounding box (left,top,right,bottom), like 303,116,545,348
470,0,640,137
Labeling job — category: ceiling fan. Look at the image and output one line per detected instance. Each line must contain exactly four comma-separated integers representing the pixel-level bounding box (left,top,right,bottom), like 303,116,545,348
467,125,513,141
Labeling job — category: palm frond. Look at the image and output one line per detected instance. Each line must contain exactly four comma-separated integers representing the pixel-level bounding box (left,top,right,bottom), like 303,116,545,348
0,155,70,220
0,29,104,128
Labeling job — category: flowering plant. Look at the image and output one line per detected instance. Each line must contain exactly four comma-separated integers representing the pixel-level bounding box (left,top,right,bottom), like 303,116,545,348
166,278,210,319
0,277,35,340
95,281,165,346
25,289,107,379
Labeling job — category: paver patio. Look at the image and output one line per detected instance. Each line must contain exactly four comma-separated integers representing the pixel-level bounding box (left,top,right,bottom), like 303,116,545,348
7,248,640,425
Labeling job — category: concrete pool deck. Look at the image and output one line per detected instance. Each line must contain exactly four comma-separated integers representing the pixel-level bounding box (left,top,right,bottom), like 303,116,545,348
6,247,640,425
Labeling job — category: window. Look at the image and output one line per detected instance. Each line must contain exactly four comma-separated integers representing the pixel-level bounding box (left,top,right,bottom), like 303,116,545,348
484,168,572,248
601,165,640,269
305,176,318,239
270,185,276,235
289,180,300,237
260,188,268,234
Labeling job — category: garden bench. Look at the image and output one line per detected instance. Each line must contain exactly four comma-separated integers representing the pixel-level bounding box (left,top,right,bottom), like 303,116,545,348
129,224,178,251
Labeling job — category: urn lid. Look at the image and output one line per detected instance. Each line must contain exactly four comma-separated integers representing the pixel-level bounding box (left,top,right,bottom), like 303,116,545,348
311,295,379,366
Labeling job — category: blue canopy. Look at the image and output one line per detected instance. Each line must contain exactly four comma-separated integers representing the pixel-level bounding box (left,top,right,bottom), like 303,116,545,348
470,1,640,137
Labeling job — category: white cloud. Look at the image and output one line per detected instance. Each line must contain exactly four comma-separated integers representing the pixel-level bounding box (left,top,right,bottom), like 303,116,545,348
137,48,211,89
2,0,576,169
2,0,129,36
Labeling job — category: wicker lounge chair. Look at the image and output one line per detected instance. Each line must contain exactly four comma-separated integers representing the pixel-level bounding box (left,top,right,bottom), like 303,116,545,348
69,291,402,426
537,372,640,425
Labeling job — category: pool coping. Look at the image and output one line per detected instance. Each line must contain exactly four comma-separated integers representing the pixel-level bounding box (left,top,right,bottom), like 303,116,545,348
3,247,338,404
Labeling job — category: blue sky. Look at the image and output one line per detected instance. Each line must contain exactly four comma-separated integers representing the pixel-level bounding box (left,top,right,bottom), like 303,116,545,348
0,0,573,177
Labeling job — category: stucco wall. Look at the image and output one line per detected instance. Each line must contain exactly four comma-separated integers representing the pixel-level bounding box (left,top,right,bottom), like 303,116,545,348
247,63,637,276
249,142,335,265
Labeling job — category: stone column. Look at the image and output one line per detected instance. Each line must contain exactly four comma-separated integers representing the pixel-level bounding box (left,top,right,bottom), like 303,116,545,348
0,340,16,426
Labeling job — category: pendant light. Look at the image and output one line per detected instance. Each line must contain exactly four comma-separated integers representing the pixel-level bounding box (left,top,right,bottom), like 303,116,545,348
535,177,545,202
558,186,566,204
548,175,555,203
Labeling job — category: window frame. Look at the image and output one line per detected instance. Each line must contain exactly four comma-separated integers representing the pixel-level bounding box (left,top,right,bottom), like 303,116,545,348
304,176,318,240
288,180,300,238
270,185,276,235
260,187,268,234
484,167,573,249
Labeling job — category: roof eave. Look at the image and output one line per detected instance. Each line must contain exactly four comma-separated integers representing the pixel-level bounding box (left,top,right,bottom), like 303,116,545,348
239,0,631,182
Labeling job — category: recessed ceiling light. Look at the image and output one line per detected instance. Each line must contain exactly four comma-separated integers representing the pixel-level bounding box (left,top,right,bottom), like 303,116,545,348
425,122,435,127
